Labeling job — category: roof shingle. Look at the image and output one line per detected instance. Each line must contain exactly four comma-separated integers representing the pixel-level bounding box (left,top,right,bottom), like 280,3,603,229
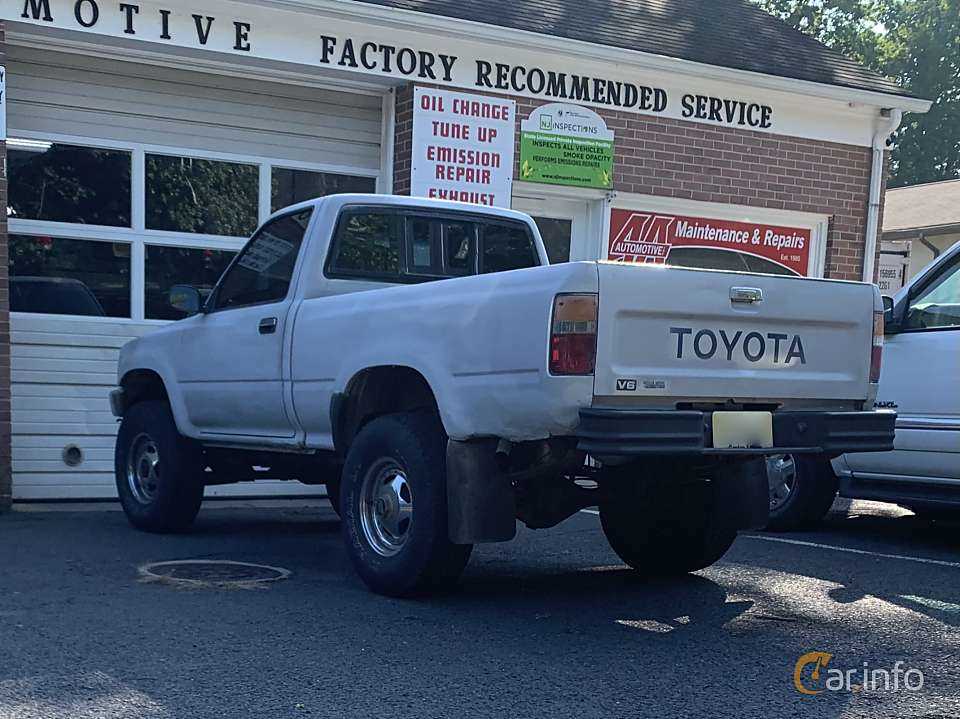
353,0,910,97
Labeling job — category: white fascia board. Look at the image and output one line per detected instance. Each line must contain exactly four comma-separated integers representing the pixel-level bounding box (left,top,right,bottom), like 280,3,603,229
241,0,932,114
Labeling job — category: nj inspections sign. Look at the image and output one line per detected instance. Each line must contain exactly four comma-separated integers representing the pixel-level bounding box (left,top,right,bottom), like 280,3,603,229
519,104,614,189
608,209,812,275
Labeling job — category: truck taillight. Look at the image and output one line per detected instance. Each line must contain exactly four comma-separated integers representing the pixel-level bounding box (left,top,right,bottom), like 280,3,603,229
870,310,884,383
549,294,598,376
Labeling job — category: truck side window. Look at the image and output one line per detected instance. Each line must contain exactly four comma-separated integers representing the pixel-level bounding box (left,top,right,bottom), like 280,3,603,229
213,209,312,310
480,223,539,274
904,256,960,331
329,211,402,279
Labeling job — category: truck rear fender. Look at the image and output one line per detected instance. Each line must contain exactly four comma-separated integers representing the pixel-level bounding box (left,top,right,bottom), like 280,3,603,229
332,365,440,454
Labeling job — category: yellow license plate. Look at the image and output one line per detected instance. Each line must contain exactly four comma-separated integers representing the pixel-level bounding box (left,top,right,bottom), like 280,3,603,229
712,411,773,449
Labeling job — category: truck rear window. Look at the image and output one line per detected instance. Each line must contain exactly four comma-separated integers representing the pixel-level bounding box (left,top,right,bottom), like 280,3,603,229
327,207,539,282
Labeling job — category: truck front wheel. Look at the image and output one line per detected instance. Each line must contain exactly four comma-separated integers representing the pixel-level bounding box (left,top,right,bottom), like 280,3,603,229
598,459,738,575
114,400,205,533
340,411,473,596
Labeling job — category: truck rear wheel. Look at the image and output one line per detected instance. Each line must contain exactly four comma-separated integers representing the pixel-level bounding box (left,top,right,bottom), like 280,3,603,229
114,400,204,533
340,411,473,596
598,459,738,575
764,454,838,531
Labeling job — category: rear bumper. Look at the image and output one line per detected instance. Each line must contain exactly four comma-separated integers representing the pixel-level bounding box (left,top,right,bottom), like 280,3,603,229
577,409,896,456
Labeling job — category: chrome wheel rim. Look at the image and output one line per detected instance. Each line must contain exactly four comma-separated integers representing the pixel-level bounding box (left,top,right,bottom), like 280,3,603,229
359,459,413,557
127,433,161,505
767,454,797,512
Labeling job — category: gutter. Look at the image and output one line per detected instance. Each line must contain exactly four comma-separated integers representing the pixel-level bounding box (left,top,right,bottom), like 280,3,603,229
863,109,904,283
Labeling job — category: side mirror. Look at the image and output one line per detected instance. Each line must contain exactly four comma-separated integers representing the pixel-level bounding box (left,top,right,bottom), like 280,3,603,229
169,285,202,316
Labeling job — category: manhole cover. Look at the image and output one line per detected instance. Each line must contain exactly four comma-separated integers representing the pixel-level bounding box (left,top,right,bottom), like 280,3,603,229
139,560,291,589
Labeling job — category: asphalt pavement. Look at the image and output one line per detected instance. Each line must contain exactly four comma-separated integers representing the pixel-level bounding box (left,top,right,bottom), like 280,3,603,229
1,498,959,719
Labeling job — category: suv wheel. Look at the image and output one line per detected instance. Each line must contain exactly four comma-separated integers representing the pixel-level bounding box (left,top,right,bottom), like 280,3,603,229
340,411,472,596
764,454,838,531
115,400,204,533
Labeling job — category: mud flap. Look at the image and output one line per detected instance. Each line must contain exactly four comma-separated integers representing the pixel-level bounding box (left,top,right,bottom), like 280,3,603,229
446,439,517,544
715,458,769,531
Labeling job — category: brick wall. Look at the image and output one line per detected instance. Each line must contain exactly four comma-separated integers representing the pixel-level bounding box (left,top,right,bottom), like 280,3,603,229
394,84,875,281
0,20,9,510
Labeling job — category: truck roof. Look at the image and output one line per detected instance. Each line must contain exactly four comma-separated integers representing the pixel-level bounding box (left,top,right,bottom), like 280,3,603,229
269,193,537,225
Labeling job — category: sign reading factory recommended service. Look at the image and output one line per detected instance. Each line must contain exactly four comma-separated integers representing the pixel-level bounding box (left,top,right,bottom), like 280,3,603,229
519,104,614,189
608,210,812,276
411,87,516,208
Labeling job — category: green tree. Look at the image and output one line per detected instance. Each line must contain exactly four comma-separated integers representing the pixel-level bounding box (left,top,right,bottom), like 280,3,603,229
752,0,960,187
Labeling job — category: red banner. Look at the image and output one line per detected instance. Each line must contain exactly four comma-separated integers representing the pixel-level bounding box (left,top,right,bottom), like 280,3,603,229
608,210,811,276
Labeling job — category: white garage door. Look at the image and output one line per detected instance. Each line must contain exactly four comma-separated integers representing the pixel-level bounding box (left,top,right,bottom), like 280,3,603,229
8,47,384,499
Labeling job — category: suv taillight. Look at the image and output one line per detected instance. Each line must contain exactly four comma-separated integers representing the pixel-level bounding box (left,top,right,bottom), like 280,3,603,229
549,294,598,375
870,310,884,383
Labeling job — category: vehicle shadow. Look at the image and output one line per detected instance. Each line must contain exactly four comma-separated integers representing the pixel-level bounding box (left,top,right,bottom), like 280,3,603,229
747,506,960,629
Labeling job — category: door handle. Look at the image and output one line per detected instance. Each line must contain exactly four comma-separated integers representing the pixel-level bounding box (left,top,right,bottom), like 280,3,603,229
730,287,763,304
259,317,278,335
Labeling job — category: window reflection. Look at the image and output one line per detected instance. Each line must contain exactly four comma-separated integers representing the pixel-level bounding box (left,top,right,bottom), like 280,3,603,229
7,139,131,227
146,154,259,236
272,168,375,212
145,245,236,320
9,235,131,317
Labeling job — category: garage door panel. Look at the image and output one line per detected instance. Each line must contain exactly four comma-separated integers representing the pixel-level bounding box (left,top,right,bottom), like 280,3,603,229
14,345,122,362
14,446,114,462
8,47,383,170
8,44,382,500
13,396,112,412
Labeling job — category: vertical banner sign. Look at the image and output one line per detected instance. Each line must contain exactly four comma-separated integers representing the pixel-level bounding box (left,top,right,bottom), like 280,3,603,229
0,66,6,141
519,103,614,189
608,209,812,276
411,87,516,208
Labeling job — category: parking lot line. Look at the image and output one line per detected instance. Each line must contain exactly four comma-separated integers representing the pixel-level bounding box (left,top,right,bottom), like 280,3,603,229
741,534,960,569
578,510,960,569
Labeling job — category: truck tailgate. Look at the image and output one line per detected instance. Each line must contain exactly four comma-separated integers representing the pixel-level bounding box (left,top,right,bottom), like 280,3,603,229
594,263,875,403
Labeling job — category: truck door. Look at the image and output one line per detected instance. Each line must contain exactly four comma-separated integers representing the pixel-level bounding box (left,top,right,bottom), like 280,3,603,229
173,209,313,439
846,251,960,481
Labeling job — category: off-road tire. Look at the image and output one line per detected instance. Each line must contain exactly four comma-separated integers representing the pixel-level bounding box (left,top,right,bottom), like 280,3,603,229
341,411,473,596
764,455,838,532
598,458,738,575
326,478,342,517
114,400,204,533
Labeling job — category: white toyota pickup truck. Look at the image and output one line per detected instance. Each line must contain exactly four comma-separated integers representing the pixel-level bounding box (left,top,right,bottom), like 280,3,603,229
110,194,895,596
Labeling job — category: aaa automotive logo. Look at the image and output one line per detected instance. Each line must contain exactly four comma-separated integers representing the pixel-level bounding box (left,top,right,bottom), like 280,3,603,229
607,209,812,275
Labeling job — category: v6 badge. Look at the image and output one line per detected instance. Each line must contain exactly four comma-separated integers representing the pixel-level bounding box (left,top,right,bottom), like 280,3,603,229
616,378,638,392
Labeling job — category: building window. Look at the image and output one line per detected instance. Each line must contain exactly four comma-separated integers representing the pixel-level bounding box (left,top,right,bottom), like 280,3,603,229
9,235,131,317
271,168,376,212
7,139,132,227
146,154,259,236
145,245,236,320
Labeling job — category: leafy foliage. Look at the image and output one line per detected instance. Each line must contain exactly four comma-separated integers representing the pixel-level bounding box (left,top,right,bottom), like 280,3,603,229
145,155,259,236
752,0,960,187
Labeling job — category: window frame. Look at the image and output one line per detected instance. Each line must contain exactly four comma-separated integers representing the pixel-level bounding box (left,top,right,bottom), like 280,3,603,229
206,207,315,314
325,205,540,284
900,253,960,334
7,129,379,323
